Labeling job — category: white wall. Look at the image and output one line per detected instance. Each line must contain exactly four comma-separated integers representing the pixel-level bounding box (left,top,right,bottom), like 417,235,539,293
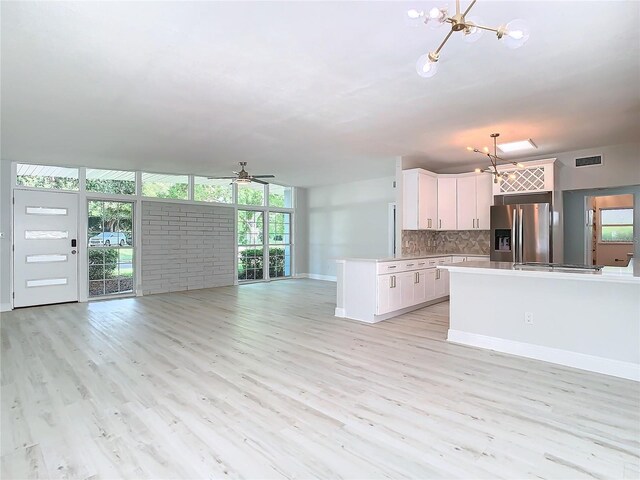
294,187,309,275
307,176,395,278
0,160,12,311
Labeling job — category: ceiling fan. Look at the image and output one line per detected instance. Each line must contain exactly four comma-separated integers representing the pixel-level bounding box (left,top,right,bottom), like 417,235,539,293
209,162,275,185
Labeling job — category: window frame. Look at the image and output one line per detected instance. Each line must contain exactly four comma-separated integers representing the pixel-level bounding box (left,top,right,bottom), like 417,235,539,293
599,207,634,244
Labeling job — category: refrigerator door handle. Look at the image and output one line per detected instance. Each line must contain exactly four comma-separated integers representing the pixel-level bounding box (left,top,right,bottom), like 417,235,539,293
512,209,518,262
518,207,524,263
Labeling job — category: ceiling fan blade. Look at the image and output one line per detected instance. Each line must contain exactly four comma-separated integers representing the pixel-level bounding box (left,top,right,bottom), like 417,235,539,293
207,176,238,179
251,175,276,178
250,178,269,185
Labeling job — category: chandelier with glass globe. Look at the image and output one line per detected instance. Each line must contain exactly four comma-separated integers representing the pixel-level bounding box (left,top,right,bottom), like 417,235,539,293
407,0,530,78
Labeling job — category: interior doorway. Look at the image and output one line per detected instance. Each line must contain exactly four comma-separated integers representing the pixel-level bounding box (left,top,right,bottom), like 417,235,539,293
586,194,634,266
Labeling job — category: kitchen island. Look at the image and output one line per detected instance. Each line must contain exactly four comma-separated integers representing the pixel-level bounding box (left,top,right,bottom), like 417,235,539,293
335,254,489,323
439,261,640,380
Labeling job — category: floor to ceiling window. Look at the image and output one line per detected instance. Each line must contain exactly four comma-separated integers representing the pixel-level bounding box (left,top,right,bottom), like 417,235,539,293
87,200,135,297
237,210,264,281
237,183,293,282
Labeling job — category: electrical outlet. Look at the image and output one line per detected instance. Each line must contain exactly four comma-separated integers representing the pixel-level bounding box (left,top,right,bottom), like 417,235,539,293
525,312,534,325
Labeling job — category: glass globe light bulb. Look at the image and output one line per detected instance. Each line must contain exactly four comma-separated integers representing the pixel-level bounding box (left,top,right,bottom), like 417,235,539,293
405,8,427,27
474,168,482,173
509,172,517,180
426,6,448,29
416,54,439,78
516,162,525,168
502,19,530,49
463,17,484,43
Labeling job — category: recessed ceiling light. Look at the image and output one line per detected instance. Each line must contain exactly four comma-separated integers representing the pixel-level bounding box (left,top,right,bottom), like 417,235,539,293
497,139,537,153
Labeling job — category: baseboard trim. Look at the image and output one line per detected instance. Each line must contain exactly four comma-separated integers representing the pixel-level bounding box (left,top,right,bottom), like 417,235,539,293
0,302,12,313
297,273,337,282
335,307,346,317
447,329,640,382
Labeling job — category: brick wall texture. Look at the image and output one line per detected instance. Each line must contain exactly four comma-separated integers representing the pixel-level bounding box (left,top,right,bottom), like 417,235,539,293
141,201,235,295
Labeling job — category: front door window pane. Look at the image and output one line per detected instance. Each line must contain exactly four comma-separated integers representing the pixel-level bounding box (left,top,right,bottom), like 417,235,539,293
88,200,134,297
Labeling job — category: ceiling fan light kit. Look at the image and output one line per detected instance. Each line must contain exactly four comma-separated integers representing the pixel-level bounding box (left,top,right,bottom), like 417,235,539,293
409,0,530,78
469,133,526,183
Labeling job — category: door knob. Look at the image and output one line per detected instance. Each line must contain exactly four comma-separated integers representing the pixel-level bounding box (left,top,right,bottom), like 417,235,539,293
71,250,77,255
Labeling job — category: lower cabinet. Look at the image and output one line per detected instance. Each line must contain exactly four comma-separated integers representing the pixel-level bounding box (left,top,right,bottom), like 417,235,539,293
376,267,443,315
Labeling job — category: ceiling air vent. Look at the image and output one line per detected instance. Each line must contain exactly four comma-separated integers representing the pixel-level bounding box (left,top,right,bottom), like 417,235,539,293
575,155,602,167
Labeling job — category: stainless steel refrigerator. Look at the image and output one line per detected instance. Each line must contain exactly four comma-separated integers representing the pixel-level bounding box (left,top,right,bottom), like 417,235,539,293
490,203,552,263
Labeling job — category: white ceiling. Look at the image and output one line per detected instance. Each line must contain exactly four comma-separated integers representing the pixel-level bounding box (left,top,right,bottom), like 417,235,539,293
2,1,639,187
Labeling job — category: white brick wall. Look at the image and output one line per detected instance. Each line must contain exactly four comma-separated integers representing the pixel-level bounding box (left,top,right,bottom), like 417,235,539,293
141,202,235,295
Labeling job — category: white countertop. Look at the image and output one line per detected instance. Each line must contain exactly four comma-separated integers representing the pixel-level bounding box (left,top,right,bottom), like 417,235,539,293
439,261,640,284
337,254,490,263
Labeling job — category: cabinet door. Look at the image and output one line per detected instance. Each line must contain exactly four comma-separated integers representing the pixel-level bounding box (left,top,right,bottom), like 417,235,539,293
402,170,419,230
414,270,428,304
376,275,393,315
437,177,457,230
419,173,438,230
399,272,415,308
425,269,437,301
456,176,476,230
434,268,447,298
475,174,493,230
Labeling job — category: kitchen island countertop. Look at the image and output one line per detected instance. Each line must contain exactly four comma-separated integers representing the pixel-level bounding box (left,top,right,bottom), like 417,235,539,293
438,260,640,284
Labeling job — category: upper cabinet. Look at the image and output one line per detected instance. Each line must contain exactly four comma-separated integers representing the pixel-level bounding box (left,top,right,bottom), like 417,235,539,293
457,174,493,230
493,159,556,196
403,169,437,230
437,177,457,230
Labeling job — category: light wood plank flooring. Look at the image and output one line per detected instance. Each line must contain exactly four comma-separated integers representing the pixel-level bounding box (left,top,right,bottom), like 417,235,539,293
1,279,639,479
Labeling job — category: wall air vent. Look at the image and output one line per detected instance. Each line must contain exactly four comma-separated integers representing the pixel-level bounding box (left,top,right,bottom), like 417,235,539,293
575,155,602,167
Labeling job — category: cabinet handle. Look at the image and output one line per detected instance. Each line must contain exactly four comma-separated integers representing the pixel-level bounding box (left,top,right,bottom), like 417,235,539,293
436,269,440,280
391,275,396,288
477,218,480,229
388,265,397,269
472,218,475,228
417,272,420,284
439,219,442,229
406,263,415,267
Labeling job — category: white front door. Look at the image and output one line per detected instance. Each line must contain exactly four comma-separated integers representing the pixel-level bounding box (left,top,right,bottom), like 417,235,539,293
13,190,79,307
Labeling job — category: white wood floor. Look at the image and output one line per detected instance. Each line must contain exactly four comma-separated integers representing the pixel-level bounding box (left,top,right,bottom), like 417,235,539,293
1,279,639,479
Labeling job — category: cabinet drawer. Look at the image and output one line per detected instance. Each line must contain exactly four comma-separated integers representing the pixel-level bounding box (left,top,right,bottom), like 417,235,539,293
377,262,404,274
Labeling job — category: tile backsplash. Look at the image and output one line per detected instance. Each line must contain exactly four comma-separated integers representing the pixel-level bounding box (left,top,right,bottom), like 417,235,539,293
402,230,490,256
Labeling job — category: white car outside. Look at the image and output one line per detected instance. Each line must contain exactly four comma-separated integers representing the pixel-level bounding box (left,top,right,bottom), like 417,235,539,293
89,232,128,247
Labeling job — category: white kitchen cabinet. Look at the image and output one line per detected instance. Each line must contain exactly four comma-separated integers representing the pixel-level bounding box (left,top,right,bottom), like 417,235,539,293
456,174,493,230
437,177,457,230
337,256,454,323
403,169,437,230
376,274,402,315
434,267,448,298
475,174,493,230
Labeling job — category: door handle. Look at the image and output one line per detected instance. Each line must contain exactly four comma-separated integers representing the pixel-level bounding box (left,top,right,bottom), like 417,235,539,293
518,208,524,262
512,209,517,263
71,239,77,247
71,250,77,255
